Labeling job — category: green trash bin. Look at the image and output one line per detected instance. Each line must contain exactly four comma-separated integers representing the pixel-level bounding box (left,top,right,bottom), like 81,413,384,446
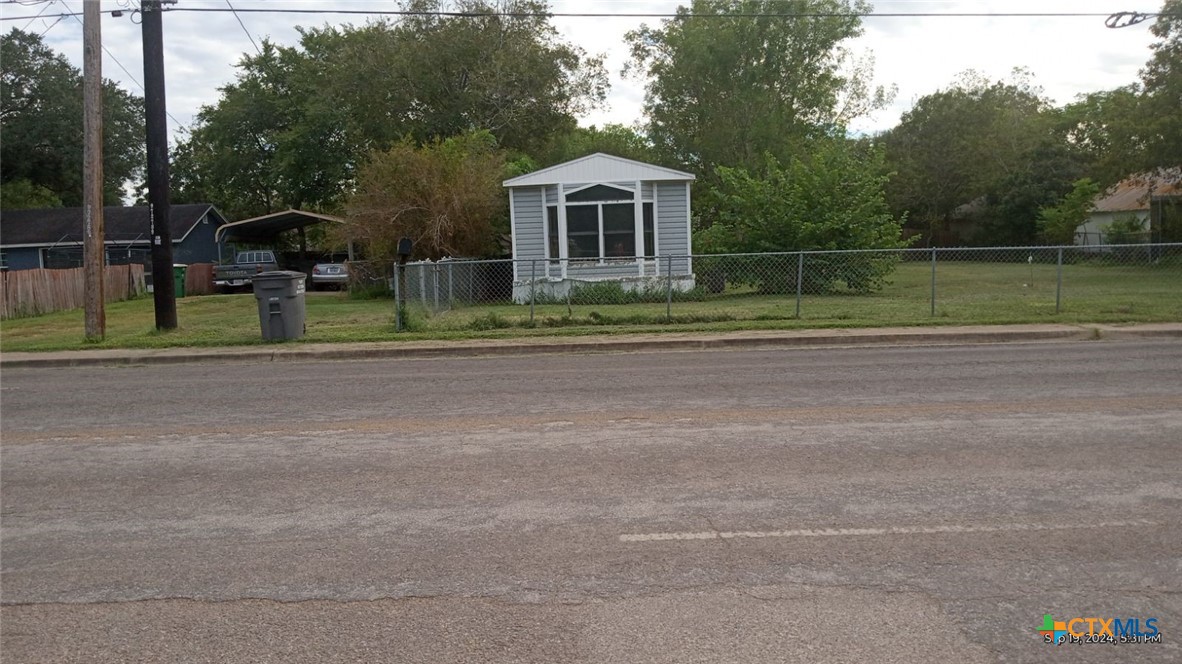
172,264,188,298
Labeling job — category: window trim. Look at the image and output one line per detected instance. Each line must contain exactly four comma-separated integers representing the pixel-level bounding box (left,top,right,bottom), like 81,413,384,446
541,182,656,265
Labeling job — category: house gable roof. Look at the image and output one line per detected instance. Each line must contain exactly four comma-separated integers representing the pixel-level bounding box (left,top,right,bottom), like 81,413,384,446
503,153,695,188
0,204,222,248
1093,169,1182,213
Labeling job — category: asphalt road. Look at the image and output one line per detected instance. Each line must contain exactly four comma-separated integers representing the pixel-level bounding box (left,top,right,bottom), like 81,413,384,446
2,339,1180,663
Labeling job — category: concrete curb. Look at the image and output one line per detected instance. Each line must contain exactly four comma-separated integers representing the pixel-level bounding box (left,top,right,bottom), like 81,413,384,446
4,323,1178,369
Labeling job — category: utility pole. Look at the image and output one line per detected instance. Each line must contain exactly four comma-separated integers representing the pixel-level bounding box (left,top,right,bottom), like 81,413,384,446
82,0,105,340
142,0,176,329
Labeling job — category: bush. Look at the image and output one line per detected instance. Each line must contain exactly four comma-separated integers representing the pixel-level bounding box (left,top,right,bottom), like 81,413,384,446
694,139,906,294
695,252,899,295
1104,216,1147,245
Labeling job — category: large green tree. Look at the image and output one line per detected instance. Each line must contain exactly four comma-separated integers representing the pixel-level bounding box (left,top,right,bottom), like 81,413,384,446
1054,2,1182,186
172,0,607,220
1,28,144,207
881,70,1060,244
534,124,656,168
1139,0,1182,174
170,41,353,219
625,0,891,178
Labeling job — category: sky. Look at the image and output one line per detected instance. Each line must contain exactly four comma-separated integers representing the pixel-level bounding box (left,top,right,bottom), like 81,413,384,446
2,0,1166,141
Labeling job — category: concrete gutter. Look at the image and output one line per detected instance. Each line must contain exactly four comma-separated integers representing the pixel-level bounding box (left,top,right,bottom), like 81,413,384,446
2,323,1179,369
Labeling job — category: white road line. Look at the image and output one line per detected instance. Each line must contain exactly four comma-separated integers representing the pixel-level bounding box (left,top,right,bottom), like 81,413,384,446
618,519,1157,543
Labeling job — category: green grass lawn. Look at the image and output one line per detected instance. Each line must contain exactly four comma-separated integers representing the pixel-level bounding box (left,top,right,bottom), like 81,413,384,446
2,261,1179,352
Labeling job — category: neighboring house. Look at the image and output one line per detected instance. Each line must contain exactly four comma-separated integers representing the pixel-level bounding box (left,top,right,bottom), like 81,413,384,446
0,204,226,270
942,197,989,247
502,153,695,303
1079,171,1182,245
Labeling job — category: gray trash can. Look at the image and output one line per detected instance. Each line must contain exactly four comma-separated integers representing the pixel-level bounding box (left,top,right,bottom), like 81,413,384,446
252,271,307,341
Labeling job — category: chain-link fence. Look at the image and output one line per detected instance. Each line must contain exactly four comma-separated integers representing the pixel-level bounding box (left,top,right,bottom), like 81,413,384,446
347,243,1182,331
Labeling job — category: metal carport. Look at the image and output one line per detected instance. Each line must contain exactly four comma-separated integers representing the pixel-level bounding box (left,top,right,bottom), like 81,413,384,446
214,209,354,262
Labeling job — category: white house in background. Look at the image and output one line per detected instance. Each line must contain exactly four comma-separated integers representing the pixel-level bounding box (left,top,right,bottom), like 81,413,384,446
1078,171,1181,245
503,153,696,303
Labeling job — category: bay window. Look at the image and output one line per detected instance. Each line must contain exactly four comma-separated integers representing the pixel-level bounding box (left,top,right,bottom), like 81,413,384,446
545,184,656,261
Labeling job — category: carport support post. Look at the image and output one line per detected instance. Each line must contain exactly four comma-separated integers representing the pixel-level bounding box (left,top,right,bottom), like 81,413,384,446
1056,247,1063,314
795,251,803,319
930,247,937,317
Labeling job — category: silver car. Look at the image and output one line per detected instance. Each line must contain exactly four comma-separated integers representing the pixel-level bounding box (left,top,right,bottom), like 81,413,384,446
311,262,349,290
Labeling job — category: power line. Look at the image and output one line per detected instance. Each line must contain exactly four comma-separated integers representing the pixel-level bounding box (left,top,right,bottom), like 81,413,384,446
165,8,1181,20
19,0,52,31
54,0,186,128
225,0,261,55
4,8,1176,21
37,13,61,36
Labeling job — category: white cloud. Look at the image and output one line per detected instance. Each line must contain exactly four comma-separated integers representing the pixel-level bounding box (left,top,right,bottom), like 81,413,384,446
5,0,1160,139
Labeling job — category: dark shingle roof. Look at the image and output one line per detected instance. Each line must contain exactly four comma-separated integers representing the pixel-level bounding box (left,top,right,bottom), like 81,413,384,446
0,204,218,247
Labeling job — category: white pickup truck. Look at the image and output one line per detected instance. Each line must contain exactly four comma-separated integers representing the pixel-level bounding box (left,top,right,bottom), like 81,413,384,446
213,250,279,292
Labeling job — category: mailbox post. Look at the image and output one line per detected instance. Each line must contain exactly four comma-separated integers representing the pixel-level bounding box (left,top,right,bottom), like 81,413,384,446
395,237,412,332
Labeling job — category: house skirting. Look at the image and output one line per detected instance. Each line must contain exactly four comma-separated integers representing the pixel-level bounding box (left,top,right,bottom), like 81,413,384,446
512,274,696,304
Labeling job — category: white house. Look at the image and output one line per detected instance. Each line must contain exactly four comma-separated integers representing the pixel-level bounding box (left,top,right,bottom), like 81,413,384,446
503,153,695,302
1078,171,1181,245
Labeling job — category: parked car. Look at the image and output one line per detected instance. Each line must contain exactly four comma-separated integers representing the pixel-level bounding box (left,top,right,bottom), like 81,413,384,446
214,250,279,292
311,262,349,290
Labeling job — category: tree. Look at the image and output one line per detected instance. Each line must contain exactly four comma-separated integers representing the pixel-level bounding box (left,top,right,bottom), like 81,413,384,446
1037,178,1101,245
1,28,144,206
694,138,905,293
535,124,656,168
0,178,62,209
172,1,607,219
343,131,507,261
170,41,354,220
881,70,1055,244
1139,0,1182,174
1054,3,1182,186
1056,87,1145,188
625,0,891,178
976,137,1086,245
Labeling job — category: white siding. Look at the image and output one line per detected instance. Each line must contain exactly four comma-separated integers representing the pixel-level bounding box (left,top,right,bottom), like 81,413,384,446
1077,210,1149,245
511,187,545,262
656,182,691,274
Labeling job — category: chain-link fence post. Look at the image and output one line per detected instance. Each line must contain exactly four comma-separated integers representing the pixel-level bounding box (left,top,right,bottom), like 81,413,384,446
930,247,937,317
529,259,536,324
433,264,440,311
447,262,454,310
666,254,674,321
418,262,427,306
393,262,403,332
1055,247,1063,314
795,251,804,319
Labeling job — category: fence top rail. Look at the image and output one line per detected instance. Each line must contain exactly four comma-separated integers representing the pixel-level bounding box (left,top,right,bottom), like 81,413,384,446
698,242,1182,257
356,242,1182,268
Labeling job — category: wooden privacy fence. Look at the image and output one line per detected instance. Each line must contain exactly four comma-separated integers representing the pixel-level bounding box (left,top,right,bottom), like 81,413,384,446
184,263,214,296
0,265,146,319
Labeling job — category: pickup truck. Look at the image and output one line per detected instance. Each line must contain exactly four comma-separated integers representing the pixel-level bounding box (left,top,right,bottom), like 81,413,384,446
214,250,279,292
